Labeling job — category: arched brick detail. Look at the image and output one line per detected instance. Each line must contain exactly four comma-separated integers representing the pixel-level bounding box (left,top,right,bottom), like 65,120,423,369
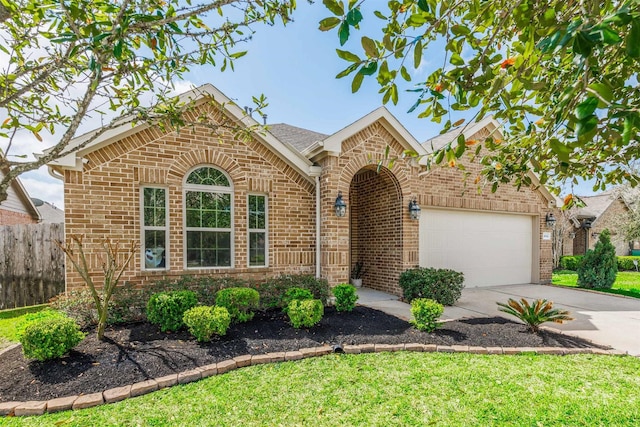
167,149,247,187
337,153,412,199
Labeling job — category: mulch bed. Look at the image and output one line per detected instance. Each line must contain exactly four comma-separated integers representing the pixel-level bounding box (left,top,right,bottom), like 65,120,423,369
0,306,606,402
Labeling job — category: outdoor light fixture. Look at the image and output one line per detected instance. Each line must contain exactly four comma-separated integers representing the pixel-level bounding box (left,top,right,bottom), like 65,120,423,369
545,212,556,228
408,198,421,220
334,191,347,217
591,231,600,239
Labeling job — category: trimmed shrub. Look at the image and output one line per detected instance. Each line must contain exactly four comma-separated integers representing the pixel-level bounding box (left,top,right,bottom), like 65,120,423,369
20,315,85,361
559,256,584,271
332,284,358,312
577,229,617,289
183,306,231,342
15,309,65,340
146,290,198,332
258,274,330,309
280,287,314,313
497,298,573,333
287,299,324,329
617,256,640,271
215,287,260,323
399,267,465,305
410,298,443,332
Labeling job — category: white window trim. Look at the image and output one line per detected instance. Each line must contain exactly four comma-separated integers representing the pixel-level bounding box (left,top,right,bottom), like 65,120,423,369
182,165,234,270
247,193,269,268
140,185,169,271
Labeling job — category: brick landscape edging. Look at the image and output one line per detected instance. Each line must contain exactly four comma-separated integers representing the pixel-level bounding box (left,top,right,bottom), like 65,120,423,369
0,344,630,417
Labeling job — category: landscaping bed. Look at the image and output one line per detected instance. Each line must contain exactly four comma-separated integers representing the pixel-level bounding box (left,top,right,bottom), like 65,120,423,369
0,306,606,402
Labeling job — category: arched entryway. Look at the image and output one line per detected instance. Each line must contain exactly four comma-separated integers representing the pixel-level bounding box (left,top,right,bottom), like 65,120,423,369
349,166,403,294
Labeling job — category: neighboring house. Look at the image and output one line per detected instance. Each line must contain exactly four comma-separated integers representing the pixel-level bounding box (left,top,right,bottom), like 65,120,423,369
46,84,556,295
0,169,41,225
568,192,632,256
31,199,65,224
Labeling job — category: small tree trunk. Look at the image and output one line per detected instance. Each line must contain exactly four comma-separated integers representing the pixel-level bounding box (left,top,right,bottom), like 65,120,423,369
96,306,108,341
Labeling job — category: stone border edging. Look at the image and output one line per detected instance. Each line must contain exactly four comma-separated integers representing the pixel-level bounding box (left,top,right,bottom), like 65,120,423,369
0,344,630,417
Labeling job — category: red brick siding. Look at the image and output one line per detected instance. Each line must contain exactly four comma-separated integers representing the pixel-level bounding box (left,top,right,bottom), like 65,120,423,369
0,209,37,225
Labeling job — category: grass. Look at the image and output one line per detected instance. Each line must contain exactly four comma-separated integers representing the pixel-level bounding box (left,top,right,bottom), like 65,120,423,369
2,352,639,426
552,270,640,298
0,304,50,348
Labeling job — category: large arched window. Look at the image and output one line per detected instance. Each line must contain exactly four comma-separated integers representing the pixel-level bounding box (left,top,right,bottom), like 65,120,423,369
184,166,233,268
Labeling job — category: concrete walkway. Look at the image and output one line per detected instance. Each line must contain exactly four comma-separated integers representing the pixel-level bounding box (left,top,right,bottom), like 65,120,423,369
357,284,640,356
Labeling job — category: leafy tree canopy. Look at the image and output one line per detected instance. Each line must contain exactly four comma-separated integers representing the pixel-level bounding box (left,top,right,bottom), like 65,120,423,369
0,0,298,202
320,0,640,202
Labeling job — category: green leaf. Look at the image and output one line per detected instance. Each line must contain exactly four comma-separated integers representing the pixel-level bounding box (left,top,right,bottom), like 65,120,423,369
336,63,358,78
400,66,411,82
623,114,637,144
626,18,640,58
576,115,598,139
587,83,613,103
229,51,247,59
336,49,360,62
573,32,594,57
374,10,387,20
455,134,466,157
352,72,364,93
434,149,445,164
319,17,341,31
414,39,423,68
358,62,378,76
346,8,363,26
323,0,344,16
390,84,398,105
113,41,123,59
338,22,350,46
550,139,572,163
575,97,598,120
361,36,378,57
450,53,464,66
417,0,429,12
451,25,470,37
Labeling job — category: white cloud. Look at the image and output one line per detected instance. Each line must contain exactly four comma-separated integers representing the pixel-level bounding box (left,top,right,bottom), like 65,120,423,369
20,167,64,209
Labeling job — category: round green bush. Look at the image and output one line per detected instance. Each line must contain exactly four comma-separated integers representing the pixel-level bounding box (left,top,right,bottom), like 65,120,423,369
280,287,314,313
215,287,260,323
20,315,85,361
410,298,443,332
332,283,358,312
183,306,231,342
147,290,198,332
15,309,65,340
287,299,324,329
399,267,465,305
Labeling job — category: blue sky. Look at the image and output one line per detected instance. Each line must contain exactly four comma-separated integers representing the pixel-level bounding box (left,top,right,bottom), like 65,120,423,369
19,2,598,208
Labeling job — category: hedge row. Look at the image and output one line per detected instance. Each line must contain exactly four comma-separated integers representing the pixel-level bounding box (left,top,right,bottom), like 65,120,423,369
559,256,640,272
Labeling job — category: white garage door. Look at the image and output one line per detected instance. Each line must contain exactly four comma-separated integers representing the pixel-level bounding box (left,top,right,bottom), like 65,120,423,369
419,209,534,287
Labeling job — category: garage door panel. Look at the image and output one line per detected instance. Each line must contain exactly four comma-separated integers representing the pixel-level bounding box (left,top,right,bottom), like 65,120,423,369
419,209,533,287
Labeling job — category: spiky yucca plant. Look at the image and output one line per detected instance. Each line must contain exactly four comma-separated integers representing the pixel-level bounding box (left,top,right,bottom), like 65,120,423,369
497,298,573,333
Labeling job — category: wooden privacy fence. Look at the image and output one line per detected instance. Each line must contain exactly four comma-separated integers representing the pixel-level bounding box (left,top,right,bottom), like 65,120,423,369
0,223,65,309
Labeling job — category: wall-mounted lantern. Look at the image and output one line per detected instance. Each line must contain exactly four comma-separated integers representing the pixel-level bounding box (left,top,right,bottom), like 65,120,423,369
545,212,556,228
334,191,347,217
408,198,421,221
591,231,600,240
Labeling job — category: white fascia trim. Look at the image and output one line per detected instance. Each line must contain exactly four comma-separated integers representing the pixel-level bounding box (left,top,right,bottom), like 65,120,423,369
46,83,316,182
321,107,428,159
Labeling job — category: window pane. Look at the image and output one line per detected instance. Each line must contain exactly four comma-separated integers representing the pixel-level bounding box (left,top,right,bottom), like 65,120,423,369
186,209,200,228
249,232,266,266
186,231,231,267
186,167,230,187
248,195,266,230
143,188,166,227
144,230,166,269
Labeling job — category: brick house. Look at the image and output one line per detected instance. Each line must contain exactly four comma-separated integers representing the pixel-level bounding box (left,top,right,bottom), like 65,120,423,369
567,192,632,256
47,84,556,295
0,168,41,225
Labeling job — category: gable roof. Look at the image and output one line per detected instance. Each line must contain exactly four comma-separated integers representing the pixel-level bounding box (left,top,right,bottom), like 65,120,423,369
0,167,41,222
304,106,428,160
269,124,328,153
47,84,321,182
574,191,628,220
422,115,500,152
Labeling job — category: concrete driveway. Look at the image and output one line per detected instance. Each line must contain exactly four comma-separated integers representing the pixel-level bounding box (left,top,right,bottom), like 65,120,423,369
358,284,640,356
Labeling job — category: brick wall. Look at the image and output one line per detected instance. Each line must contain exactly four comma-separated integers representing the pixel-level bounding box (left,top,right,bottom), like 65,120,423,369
572,199,631,256
63,104,316,290
0,209,37,225
319,122,553,295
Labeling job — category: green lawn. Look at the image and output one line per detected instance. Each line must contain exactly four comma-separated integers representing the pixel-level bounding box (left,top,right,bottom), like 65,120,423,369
552,271,640,298
2,352,639,426
0,304,50,350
